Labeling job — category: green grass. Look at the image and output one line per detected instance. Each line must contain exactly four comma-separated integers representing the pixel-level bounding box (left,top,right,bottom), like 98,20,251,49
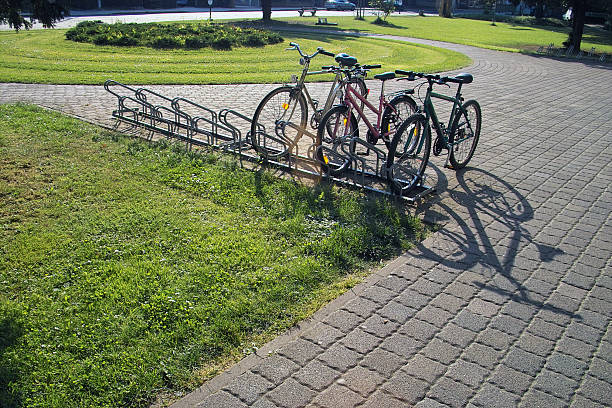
281,15,612,53
0,104,428,407
0,26,468,84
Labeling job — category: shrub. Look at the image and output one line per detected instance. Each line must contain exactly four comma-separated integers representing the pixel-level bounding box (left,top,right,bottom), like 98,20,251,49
373,16,392,25
212,37,233,50
151,36,184,49
244,33,266,47
64,21,283,50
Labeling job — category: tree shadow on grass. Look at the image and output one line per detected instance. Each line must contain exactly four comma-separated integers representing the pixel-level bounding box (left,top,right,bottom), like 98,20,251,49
0,311,24,408
524,52,612,71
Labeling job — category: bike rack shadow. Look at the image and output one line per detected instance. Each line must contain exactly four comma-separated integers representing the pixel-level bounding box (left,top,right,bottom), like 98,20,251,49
410,166,578,319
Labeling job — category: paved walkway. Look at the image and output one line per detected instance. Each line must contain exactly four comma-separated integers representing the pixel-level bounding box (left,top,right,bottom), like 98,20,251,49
1,37,611,407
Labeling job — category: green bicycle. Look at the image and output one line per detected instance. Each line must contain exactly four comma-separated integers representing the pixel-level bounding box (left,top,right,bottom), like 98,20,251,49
386,70,482,195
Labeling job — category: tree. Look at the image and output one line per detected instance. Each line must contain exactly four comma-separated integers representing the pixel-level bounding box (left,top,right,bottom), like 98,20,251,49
564,0,586,50
0,0,67,31
438,0,452,18
371,0,395,21
261,0,271,22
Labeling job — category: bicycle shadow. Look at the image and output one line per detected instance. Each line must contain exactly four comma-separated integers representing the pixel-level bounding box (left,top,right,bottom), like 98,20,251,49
412,165,577,318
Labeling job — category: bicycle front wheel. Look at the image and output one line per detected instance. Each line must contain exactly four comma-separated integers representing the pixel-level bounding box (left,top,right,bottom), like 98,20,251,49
449,99,481,169
386,114,431,195
251,86,308,160
316,105,359,175
381,94,418,149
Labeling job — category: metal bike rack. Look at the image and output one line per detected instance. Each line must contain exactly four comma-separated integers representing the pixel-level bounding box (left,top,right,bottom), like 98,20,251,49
105,80,434,202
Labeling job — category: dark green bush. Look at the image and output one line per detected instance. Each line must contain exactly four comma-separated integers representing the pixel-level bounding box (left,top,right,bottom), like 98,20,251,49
244,33,266,47
65,21,284,50
151,36,184,49
211,37,232,50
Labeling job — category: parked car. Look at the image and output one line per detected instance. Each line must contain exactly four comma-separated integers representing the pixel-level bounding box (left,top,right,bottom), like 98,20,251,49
324,0,356,11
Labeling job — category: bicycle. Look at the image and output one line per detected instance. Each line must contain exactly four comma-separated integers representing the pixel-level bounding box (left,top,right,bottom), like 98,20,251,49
385,70,481,195
250,43,369,160
316,70,418,175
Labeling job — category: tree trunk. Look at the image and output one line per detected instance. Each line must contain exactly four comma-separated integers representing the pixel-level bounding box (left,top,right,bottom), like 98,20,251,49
566,0,586,51
261,0,272,21
534,2,544,19
438,0,452,17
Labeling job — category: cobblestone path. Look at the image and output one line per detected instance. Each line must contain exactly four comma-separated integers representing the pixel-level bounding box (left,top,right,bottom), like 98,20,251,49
1,37,611,408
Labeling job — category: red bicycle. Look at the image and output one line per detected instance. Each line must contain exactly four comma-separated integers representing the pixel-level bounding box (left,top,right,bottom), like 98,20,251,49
316,68,417,175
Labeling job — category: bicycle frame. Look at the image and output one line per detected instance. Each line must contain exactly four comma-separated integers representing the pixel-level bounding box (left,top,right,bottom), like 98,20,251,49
291,57,353,122
423,84,470,148
342,80,394,141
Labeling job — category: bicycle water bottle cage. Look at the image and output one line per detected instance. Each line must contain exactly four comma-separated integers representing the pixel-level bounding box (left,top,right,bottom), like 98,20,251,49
335,53,358,67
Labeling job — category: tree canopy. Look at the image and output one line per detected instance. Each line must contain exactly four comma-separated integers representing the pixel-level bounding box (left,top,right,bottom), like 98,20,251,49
0,0,67,31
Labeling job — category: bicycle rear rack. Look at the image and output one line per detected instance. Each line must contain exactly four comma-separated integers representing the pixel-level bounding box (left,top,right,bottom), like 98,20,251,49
105,80,434,202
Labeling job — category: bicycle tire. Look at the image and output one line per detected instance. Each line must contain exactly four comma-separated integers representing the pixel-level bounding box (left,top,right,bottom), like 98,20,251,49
448,99,481,169
386,113,431,195
381,94,418,150
251,86,308,160
316,105,359,176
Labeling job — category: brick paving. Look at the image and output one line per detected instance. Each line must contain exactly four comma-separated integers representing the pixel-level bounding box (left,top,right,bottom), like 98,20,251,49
1,36,611,407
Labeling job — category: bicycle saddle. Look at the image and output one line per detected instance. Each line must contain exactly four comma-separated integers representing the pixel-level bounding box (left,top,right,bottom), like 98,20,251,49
335,53,358,67
374,72,396,81
452,73,473,84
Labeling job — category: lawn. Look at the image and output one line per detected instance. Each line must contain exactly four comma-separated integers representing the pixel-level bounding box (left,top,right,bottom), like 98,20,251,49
281,15,612,53
0,104,428,407
0,25,468,84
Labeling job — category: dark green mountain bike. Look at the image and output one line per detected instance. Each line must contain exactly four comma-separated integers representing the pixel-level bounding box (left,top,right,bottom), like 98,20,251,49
386,70,482,196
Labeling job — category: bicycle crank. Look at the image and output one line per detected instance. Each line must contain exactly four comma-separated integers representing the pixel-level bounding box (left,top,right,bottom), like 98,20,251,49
433,135,445,156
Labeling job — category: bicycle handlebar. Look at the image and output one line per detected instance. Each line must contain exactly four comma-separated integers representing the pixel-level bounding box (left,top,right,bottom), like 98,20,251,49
395,69,468,85
286,42,334,60
320,62,380,75
395,70,439,81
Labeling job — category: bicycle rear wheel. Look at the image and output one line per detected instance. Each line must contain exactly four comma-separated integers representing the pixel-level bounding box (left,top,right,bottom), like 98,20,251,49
316,105,359,175
449,99,481,169
251,86,308,160
386,114,431,195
